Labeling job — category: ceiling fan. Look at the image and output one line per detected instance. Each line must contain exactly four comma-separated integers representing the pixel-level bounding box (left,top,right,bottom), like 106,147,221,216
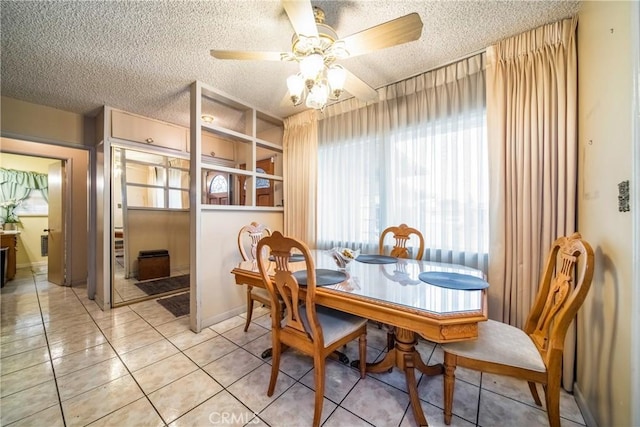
210,0,423,111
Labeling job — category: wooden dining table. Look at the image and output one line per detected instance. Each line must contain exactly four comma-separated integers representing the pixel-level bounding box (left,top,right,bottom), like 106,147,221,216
231,250,488,427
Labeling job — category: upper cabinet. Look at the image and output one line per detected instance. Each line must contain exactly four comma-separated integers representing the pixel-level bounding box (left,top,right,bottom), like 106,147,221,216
191,81,284,210
200,131,235,160
111,110,188,152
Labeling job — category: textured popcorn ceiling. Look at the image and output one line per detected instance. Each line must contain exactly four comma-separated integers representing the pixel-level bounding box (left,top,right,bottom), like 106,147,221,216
0,1,580,128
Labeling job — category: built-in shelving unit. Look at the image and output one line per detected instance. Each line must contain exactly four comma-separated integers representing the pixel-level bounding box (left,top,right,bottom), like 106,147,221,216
191,82,284,211
189,81,285,332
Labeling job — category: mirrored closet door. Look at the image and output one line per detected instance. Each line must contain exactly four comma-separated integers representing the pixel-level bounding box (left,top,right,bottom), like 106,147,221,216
111,146,190,306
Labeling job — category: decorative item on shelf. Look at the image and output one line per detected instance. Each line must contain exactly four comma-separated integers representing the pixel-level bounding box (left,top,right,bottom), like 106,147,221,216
327,247,360,270
1,199,21,230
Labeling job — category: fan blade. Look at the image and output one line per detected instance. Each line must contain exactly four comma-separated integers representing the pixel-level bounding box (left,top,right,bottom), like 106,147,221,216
210,50,285,61
341,13,423,57
281,0,318,38
344,69,378,102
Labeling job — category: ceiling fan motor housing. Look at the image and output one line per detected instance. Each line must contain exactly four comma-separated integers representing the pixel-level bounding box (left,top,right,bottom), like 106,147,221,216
291,26,339,63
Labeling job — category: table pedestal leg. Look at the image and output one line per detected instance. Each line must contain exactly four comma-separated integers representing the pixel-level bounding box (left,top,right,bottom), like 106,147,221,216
404,354,428,427
353,327,443,427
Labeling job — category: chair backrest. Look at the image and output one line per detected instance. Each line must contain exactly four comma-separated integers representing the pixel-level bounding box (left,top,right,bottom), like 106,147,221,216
524,232,594,369
379,223,425,260
237,222,271,262
256,231,323,347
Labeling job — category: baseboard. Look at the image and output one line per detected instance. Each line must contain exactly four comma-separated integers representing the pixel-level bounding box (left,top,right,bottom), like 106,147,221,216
93,294,107,311
17,261,47,273
16,261,48,272
70,279,86,287
574,383,598,427
200,305,246,331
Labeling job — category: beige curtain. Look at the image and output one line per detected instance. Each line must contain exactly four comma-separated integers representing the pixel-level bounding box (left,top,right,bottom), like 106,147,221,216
487,17,578,389
317,54,489,272
283,110,318,246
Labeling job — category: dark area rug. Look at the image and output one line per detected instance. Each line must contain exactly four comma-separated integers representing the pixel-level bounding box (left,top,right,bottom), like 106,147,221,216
157,292,190,317
135,274,189,296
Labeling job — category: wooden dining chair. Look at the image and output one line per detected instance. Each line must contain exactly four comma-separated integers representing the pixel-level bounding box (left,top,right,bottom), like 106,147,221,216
380,223,425,350
237,221,271,332
441,232,594,427
256,231,367,427
379,223,425,260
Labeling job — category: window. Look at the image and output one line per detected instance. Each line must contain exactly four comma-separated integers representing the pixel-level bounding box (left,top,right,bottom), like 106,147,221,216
318,118,488,271
317,54,488,272
115,147,189,210
205,171,232,205
210,175,228,193
256,167,270,189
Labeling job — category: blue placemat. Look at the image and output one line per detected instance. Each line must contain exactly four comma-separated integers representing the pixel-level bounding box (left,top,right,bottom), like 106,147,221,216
269,254,305,262
356,254,397,264
418,272,489,290
293,269,347,287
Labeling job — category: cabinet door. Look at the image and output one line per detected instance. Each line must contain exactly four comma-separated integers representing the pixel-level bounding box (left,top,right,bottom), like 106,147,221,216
201,132,235,160
1,234,17,280
111,110,187,151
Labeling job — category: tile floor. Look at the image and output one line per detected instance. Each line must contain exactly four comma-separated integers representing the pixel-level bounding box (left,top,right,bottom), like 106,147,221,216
1,269,587,427
112,254,189,304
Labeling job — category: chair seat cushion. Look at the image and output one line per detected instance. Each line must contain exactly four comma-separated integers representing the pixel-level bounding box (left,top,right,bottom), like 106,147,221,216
441,319,546,373
297,306,368,347
250,286,272,304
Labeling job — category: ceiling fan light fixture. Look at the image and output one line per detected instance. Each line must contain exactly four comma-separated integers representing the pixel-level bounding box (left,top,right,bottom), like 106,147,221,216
327,40,349,60
327,65,346,99
292,35,317,56
305,83,329,110
299,53,324,85
211,4,422,112
287,74,305,106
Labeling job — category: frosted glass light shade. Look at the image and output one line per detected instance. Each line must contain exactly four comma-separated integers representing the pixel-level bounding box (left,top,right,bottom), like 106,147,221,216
306,83,329,109
327,65,346,98
299,53,324,81
287,74,304,97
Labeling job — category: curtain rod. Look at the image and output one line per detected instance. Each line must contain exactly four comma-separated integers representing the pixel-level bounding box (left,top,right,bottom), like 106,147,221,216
323,46,487,112
375,46,487,91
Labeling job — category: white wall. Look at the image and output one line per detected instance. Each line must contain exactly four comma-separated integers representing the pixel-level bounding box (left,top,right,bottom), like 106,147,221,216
196,210,283,328
576,2,634,426
1,96,86,146
127,209,190,275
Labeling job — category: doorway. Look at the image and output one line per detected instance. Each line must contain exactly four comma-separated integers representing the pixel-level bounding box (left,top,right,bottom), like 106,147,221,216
0,137,88,290
0,152,67,284
239,157,276,207
110,146,190,306
255,158,274,207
